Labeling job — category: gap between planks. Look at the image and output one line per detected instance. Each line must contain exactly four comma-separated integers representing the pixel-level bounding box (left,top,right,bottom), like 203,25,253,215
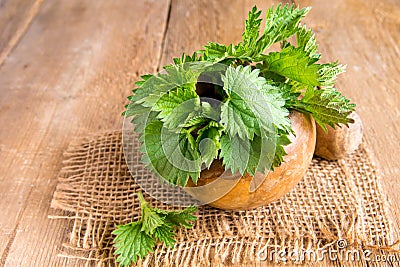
0,0,45,68
156,0,172,72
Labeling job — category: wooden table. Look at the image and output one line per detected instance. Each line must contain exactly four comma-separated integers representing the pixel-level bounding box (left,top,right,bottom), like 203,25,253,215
0,0,399,266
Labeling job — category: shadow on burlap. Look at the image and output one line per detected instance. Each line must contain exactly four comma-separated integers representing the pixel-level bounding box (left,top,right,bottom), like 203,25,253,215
49,131,400,266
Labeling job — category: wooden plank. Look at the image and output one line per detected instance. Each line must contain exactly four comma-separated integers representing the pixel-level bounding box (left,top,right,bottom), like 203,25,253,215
0,0,170,266
0,0,44,66
295,0,400,226
0,0,399,266
159,0,286,67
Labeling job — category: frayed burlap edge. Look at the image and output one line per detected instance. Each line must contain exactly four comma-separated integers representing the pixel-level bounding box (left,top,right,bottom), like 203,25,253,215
49,131,400,266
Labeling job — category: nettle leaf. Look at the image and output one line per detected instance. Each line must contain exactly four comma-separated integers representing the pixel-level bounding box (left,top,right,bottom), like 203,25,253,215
123,102,151,118
153,223,176,248
246,134,275,175
276,83,302,109
242,6,262,49
251,4,310,58
260,36,344,90
318,62,346,87
182,100,221,128
173,51,202,65
125,63,210,135
152,86,200,129
130,62,211,107
155,206,198,228
112,222,155,266
140,201,164,235
196,121,224,168
113,193,197,266
130,110,158,136
296,25,320,61
220,93,259,140
141,120,202,186
182,114,209,128
132,74,154,88
201,42,237,62
260,82,293,133
261,45,321,86
220,133,251,175
220,66,290,140
271,131,291,168
264,4,310,44
296,87,356,130
220,129,289,176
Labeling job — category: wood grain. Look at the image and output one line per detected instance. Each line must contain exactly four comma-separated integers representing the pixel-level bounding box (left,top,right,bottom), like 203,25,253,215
0,0,399,266
159,0,286,66
295,0,400,229
0,0,44,67
0,0,170,265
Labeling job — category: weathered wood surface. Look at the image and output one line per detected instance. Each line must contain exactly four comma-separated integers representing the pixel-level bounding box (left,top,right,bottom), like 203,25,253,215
0,0,399,266
297,0,400,224
0,0,44,67
0,0,170,266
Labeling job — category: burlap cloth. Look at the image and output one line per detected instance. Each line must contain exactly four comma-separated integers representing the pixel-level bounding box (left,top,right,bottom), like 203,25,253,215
49,131,400,266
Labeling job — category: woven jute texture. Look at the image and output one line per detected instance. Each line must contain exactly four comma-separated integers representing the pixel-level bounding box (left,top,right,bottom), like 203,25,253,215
49,131,399,266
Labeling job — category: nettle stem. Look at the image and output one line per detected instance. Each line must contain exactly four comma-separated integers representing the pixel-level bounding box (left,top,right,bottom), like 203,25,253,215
137,191,147,209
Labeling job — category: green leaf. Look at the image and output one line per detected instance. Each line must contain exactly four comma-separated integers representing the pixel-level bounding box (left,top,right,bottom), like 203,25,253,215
202,42,228,60
296,25,320,61
221,95,257,140
133,74,154,87
220,129,289,176
124,99,151,118
130,110,158,134
220,66,290,140
261,45,321,86
201,42,237,62
182,114,209,128
246,134,273,175
252,4,311,57
129,62,212,108
295,87,356,130
196,121,224,168
152,86,200,129
259,83,293,133
153,223,176,248
248,131,290,175
138,68,198,107
318,62,346,87
142,120,202,186
112,222,155,266
112,192,198,266
264,4,311,43
173,51,202,64
124,63,206,130
220,133,251,175
271,131,291,168
140,202,164,236
137,191,166,236
260,43,345,90
276,83,302,109
199,5,310,62
156,206,198,228
242,6,262,49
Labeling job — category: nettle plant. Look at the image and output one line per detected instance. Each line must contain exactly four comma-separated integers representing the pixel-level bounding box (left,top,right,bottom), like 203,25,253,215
124,5,355,187
117,4,356,265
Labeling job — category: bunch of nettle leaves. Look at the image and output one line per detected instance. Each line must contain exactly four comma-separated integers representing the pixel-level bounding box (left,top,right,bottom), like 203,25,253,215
115,4,355,265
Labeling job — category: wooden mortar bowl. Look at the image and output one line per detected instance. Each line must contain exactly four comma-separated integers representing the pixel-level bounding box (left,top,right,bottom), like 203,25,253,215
186,111,316,210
